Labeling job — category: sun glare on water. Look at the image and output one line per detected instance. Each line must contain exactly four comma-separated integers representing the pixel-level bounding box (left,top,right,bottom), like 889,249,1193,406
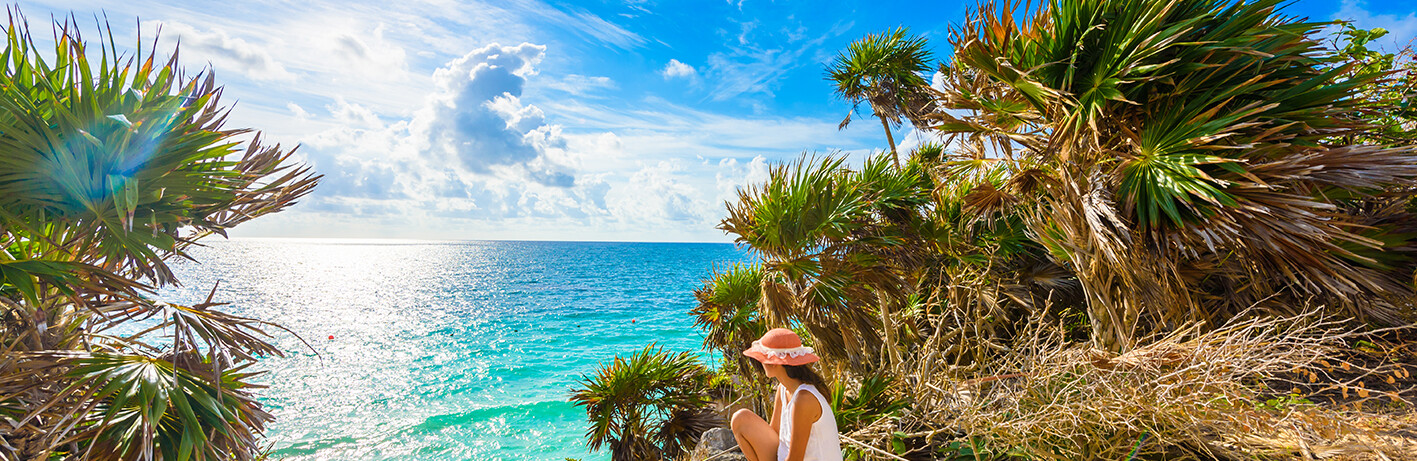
158,238,745,460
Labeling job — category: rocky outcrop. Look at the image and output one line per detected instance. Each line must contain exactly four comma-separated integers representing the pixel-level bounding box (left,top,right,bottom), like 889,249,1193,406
689,427,746,461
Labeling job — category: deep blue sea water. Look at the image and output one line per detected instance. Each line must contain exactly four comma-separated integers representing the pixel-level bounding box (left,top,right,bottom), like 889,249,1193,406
157,239,752,460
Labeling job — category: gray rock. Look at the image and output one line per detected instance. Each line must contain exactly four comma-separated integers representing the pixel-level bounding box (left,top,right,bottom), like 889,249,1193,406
689,427,745,461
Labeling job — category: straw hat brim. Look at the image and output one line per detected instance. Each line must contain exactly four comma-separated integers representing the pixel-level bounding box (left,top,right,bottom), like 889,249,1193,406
743,348,820,366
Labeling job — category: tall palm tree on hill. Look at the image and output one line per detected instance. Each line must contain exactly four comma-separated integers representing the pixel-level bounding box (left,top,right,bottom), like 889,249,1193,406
928,0,1417,350
828,27,934,167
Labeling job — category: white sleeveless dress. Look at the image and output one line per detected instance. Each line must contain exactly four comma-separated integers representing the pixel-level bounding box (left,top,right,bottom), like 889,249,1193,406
777,383,844,461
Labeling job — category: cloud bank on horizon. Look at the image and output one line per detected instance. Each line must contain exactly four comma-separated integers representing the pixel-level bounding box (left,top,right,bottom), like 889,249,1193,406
16,0,1417,242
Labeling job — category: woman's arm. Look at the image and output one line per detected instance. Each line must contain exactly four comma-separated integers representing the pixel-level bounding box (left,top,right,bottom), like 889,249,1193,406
768,385,784,432
782,389,822,461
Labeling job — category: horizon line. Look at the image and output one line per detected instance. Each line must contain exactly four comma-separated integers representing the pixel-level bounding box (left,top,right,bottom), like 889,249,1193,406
217,236,744,245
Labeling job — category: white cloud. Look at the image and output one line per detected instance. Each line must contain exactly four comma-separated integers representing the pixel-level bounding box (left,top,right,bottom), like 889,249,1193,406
544,74,618,95
607,160,712,223
524,3,647,50
540,96,880,161
661,59,698,79
279,42,733,238
1334,0,1417,50
328,24,411,83
287,102,312,119
704,19,854,101
253,38,888,241
714,156,770,206
329,97,382,128
156,21,295,81
410,42,577,186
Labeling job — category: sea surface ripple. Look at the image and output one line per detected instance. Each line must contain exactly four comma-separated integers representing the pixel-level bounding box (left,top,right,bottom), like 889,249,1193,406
157,239,752,460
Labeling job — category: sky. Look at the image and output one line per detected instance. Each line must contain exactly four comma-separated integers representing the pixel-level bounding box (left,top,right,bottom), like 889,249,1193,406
18,0,1417,242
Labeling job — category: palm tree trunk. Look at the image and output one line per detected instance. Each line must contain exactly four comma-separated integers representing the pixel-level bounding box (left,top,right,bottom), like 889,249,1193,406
877,114,899,168
878,294,902,369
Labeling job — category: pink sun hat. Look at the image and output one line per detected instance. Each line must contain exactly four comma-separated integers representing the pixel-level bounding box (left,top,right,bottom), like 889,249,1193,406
743,328,820,366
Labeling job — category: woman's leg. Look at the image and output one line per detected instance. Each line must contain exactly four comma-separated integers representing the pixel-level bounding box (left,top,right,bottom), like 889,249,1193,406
730,408,778,461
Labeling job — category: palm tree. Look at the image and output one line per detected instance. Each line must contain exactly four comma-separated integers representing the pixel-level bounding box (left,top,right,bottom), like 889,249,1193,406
927,0,1417,350
568,344,718,461
0,13,317,460
690,263,768,373
718,153,937,370
828,27,934,167
713,145,1077,374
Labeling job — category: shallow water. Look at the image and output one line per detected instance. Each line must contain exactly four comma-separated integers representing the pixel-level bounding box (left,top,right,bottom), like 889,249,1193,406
158,239,751,460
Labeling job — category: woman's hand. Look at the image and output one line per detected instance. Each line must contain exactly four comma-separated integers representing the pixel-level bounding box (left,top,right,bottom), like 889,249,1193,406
783,389,822,461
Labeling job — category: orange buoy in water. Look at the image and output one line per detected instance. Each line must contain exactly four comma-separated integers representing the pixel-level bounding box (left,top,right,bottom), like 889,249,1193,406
328,335,334,340
631,319,637,324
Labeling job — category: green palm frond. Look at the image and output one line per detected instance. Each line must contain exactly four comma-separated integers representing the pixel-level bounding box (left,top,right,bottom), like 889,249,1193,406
828,27,935,162
0,12,315,460
568,344,715,461
721,155,866,261
933,0,1417,349
0,14,318,287
828,26,934,119
57,354,270,461
691,263,767,368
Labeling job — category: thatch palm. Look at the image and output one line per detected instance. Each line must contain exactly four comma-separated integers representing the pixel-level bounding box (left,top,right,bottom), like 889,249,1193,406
0,15,317,460
569,344,717,461
719,153,937,370
927,0,1417,350
828,27,934,166
690,263,768,373
715,146,1080,374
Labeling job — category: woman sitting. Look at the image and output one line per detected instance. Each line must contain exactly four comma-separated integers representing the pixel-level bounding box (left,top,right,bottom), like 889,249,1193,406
730,328,844,461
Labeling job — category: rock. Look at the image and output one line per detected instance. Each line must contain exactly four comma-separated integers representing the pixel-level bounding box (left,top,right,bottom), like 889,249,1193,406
689,427,746,461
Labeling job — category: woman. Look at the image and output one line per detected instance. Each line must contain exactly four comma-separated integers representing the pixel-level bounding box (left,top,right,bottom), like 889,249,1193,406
730,328,844,461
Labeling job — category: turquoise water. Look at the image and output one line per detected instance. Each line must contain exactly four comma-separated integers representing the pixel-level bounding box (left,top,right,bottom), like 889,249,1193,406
158,239,752,460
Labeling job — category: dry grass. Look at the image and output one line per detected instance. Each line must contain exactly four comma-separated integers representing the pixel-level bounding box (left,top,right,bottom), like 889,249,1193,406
838,312,1417,460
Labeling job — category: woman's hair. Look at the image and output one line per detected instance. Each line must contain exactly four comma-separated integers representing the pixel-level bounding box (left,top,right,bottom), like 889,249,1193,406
783,363,826,388
746,360,828,388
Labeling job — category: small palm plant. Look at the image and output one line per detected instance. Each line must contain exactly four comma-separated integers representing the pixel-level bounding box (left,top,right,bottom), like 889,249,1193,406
569,344,718,461
827,27,935,166
0,13,317,460
691,263,768,373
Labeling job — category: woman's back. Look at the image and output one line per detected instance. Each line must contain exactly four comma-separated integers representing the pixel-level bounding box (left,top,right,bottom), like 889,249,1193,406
776,384,843,461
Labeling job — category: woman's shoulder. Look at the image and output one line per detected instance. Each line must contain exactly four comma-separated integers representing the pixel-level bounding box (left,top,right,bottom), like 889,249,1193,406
795,383,824,397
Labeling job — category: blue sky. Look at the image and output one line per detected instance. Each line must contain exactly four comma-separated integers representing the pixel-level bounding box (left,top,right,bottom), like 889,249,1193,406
20,0,1417,242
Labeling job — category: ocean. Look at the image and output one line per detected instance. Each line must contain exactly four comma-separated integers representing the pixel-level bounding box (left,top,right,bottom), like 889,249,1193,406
157,239,753,460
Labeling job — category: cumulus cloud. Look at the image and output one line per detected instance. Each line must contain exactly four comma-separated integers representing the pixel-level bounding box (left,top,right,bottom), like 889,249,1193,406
661,59,697,79
414,43,575,186
228,37,881,241
292,42,614,230
714,156,770,206
157,21,294,81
